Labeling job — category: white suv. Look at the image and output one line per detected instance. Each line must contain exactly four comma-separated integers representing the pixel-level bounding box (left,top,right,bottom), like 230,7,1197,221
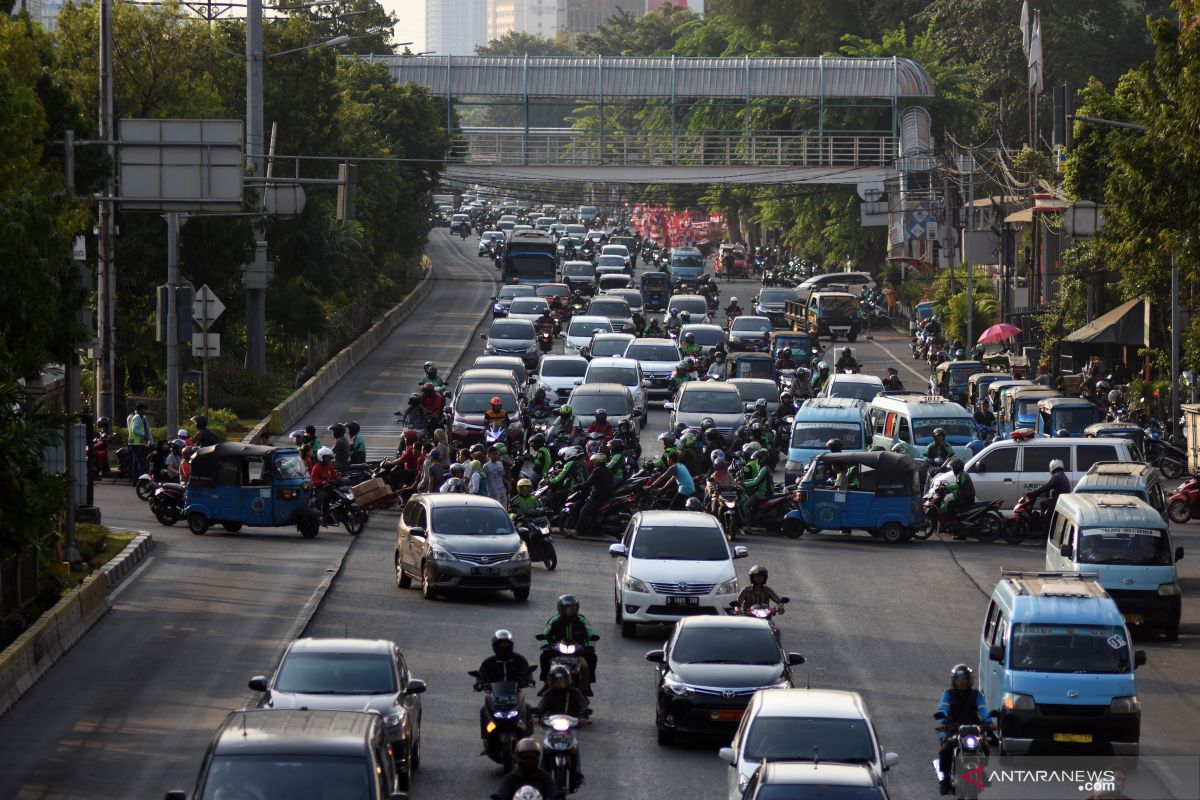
719,689,898,799
609,510,748,638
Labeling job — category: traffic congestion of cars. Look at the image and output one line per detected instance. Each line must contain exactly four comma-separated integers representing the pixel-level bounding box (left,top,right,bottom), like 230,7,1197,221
161,195,1188,800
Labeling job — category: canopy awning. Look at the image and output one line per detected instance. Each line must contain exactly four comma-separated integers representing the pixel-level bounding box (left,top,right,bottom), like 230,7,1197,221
1063,298,1147,345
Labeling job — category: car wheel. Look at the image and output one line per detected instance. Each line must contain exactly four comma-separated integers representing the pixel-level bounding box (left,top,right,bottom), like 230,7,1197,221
411,735,421,768
187,512,209,536
512,585,530,602
614,597,624,624
396,553,412,589
221,522,243,533
1168,498,1192,524
620,620,637,639
420,563,438,600
879,522,905,544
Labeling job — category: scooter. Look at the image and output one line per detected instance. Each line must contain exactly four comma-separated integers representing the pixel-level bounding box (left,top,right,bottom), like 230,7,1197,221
469,669,534,774
559,487,638,538
1003,492,1052,543
932,718,994,800
1167,476,1200,523
733,597,789,641
920,485,1004,541
515,515,558,570
150,481,186,526
538,713,589,796
311,482,369,535
710,484,741,540
535,633,599,696
538,330,554,353
741,482,796,533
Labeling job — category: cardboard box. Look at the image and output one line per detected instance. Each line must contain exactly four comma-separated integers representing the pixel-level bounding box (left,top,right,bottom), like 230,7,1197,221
351,477,387,498
355,485,391,507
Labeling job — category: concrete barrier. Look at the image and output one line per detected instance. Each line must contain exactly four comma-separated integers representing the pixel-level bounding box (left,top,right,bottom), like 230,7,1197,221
246,267,434,441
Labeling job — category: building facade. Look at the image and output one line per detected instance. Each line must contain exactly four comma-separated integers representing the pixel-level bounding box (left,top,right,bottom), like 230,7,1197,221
427,0,489,55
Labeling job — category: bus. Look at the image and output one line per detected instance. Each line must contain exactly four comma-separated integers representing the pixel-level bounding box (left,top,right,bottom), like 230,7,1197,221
501,230,557,285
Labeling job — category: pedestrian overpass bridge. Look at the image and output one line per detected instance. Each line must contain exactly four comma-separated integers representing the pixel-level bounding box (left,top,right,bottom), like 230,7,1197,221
363,55,938,185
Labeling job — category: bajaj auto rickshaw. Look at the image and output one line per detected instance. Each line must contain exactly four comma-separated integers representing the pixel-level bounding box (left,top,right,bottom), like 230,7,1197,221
1035,396,1103,437
784,451,924,543
1001,387,1062,436
915,301,936,323
968,372,1012,409
183,443,319,537
771,331,817,365
987,379,1036,417
640,271,671,312
727,352,776,381
932,360,985,406
1085,422,1147,459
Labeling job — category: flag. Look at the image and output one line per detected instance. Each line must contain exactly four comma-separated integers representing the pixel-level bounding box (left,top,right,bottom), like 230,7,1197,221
1019,0,1031,58
1028,13,1044,93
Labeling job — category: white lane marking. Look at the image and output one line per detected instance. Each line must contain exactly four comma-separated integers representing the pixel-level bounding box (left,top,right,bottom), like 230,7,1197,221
869,337,928,384
108,556,156,601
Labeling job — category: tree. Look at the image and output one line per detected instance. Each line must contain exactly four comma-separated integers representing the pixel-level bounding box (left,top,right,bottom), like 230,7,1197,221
475,30,576,56
578,4,699,56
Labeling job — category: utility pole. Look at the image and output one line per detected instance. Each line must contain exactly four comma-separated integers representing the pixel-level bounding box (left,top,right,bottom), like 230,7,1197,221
244,0,269,375
63,131,81,564
1172,251,1181,441
963,155,976,346
165,213,181,435
96,0,116,419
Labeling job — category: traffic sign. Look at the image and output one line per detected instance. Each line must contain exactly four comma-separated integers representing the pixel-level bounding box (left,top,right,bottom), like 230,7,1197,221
192,332,220,357
193,284,225,330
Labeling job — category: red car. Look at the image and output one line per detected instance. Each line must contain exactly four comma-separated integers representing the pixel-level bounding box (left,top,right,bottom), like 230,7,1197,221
449,384,524,448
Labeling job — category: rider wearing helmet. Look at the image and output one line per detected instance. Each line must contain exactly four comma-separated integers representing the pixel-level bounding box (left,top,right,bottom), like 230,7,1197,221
401,392,430,429
576,452,615,538
606,438,626,483
679,310,692,325
546,404,581,443
484,396,511,429
740,448,773,524
649,449,696,509
775,347,797,371
439,461,468,493
327,423,350,470
882,367,904,391
190,413,220,448
750,397,770,425
925,427,954,464
811,360,831,393
941,458,976,539
834,346,860,373
736,565,784,614
547,445,585,494
509,477,543,521
527,433,553,482
653,431,679,470
891,441,912,456
666,307,682,336
345,420,366,464
724,296,742,318
536,663,588,723
540,594,597,689
680,331,702,358
586,409,614,441
1027,458,1071,520
671,361,692,393
645,316,665,337
677,431,703,477
420,382,445,415
422,361,446,390
935,665,990,795
490,738,564,800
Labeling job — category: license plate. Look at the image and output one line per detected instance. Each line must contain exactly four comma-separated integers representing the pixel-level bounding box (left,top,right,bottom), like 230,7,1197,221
471,567,494,575
1124,613,1144,624
666,596,699,606
714,709,743,722
1053,733,1093,743
548,732,573,749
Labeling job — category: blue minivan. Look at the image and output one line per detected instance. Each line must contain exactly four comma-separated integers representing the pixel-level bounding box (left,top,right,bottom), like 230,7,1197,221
980,572,1146,756
668,246,705,285
784,398,870,481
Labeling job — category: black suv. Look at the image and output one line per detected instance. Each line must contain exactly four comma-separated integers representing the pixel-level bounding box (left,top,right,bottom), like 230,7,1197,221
165,709,407,800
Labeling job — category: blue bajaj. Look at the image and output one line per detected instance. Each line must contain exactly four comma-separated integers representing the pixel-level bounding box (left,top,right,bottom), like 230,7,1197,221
784,451,924,544
183,443,319,538
640,271,671,312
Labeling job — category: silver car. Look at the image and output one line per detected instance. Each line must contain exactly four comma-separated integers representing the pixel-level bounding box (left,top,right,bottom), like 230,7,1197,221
667,381,746,437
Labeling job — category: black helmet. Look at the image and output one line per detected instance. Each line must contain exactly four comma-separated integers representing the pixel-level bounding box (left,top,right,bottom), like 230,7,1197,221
408,393,421,406
658,431,677,446
753,448,770,462
700,416,716,430
191,414,208,428
749,564,768,583
1056,428,1070,438
328,422,345,438
594,409,608,420
346,420,360,436
842,347,851,356
673,422,688,437
96,416,111,429
556,594,579,617
548,664,571,689
949,457,964,473
609,438,625,453
684,496,703,511
932,427,946,438
529,433,546,448
826,438,844,453
492,629,515,657
514,737,541,767
950,663,974,688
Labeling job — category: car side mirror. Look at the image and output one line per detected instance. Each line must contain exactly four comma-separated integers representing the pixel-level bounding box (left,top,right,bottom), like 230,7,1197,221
608,543,626,557
974,462,986,473
718,746,736,764
988,644,1005,663
732,545,749,559
478,332,487,339
248,675,268,692
409,526,426,538
589,634,600,642
883,752,899,768
405,679,427,695
534,633,547,641
165,792,188,800
663,401,675,410
1059,543,1073,559
644,649,665,663
1176,546,1185,562
1134,649,1146,668
787,652,805,666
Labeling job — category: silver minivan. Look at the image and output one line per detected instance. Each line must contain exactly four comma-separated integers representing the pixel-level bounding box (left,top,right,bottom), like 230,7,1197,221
957,437,1140,508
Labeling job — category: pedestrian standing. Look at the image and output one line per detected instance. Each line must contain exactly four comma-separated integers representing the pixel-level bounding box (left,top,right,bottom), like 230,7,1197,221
483,447,509,508
126,402,150,485
468,459,488,496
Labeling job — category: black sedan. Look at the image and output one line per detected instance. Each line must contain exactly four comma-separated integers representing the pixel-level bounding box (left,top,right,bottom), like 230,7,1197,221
645,616,804,745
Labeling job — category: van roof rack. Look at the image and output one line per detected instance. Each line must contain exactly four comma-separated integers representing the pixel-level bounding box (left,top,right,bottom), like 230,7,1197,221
1000,570,1104,598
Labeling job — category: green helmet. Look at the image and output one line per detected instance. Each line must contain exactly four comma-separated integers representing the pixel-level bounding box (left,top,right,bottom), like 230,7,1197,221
559,404,573,416
680,432,697,447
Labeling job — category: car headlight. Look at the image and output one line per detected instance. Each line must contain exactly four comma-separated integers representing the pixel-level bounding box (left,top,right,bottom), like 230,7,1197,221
663,672,693,697
623,575,650,593
383,710,406,727
1110,696,1140,713
1158,582,1181,596
1002,691,1036,712
769,677,791,689
510,544,530,562
429,547,456,562
452,421,469,431
714,578,739,595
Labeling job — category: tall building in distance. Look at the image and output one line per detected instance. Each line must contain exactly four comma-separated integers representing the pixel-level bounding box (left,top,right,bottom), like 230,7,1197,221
485,0,701,43
645,0,702,12
557,0,628,37
426,0,489,55
487,0,558,42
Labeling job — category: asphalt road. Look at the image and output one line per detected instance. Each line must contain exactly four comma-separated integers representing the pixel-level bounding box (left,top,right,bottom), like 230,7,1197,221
0,232,498,800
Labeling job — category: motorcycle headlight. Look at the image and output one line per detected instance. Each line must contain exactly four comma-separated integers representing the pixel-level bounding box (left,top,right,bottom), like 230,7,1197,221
623,575,650,593
663,672,693,697
1110,695,1140,714
714,578,738,595
429,547,456,562
510,544,530,562
1002,691,1036,712
550,716,572,732
963,734,979,750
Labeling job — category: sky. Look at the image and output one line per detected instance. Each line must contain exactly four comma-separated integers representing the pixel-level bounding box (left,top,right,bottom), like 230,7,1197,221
384,0,426,52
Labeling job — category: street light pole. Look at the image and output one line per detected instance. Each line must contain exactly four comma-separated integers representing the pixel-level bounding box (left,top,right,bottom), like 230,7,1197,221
244,0,269,375
96,0,116,419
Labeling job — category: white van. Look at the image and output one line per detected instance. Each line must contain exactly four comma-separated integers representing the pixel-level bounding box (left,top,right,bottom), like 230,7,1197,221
867,393,977,460
956,437,1140,508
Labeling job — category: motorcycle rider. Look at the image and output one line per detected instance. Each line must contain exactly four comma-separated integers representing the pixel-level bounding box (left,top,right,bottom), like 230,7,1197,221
400,393,430,430
770,393,795,430
645,317,665,338
724,296,743,320
346,420,366,464
546,404,581,446
925,428,954,464
423,361,446,390
536,307,558,337
510,478,544,521
631,309,647,336
528,387,553,416
606,438,627,485
652,432,679,470
677,431,704,477
439,462,468,493
834,346,860,373
736,564,784,615
1026,459,1071,520
539,594,597,691
420,382,445,417
973,401,996,431
665,308,682,337
940,458,976,540
476,630,534,748
649,449,696,509
705,449,736,514
680,332,702,359
484,397,511,430
328,423,351,470
811,361,831,393
670,361,692,393
191,413,220,448
749,397,771,428
935,664,991,796
775,348,798,372
527,433,553,482
547,446,586,500
882,367,904,391
574,453,614,538
310,447,339,524
585,409,614,442
490,739,564,800
740,448,773,524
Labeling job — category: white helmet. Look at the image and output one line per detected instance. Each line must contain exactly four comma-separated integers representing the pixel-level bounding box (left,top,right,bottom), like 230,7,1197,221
317,447,333,460
730,296,738,303
513,788,544,800
1049,459,1064,472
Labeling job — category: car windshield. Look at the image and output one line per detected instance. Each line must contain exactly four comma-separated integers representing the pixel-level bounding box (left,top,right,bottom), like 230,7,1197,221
732,318,772,333
912,417,977,445
1009,624,1133,674
672,254,705,269
588,367,637,385
679,389,744,414
273,454,308,480
670,299,707,315
1077,527,1172,565
200,755,371,800
611,291,643,309
536,284,569,298
483,232,504,242
631,525,728,560
541,359,587,378
792,422,863,449
825,381,880,403
589,300,631,317
508,299,547,314
498,286,533,299
570,392,630,416
735,383,778,403
743,717,876,763
818,297,858,313
431,504,514,535
672,626,780,666
591,340,632,358
564,264,594,277
456,392,516,413
274,652,396,695
568,319,613,338
756,785,883,799
759,290,796,304
490,321,533,340
626,343,681,362
683,327,724,346
597,256,625,267
946,369,980,388
1051,407,1099,432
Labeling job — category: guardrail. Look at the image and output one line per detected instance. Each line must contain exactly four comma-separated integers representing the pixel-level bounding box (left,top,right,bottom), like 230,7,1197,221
450,131,897,168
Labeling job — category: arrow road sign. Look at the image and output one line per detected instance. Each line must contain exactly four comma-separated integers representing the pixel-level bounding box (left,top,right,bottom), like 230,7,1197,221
193,284,225,330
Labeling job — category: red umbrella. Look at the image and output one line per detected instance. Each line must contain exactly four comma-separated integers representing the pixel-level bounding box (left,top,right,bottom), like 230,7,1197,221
977,323,1022,344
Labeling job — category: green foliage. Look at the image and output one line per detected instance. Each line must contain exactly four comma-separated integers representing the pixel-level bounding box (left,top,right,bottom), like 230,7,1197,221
205,360,277,418
1033,240,1094,366
1062,77,1135,202
0,384,70,559
930,266,996,346
578,4,699,56
476,29,577,56
1011,147,1058,188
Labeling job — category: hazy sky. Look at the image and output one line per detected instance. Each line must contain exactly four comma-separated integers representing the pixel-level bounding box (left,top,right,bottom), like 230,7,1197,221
384,0,426,52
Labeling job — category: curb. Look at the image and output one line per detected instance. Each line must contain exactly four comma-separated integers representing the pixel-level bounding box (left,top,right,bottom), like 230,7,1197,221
0,533,155,720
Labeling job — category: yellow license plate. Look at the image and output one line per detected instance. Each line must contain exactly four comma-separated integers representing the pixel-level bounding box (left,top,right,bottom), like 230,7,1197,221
1053,733,1093,743
1124,613,1144,624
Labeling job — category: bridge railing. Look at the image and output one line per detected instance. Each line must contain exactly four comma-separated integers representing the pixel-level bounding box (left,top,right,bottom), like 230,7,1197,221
450,129,897,168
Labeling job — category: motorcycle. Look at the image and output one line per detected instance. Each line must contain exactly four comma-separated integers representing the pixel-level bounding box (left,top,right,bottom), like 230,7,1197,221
920,484,1004,542
1145,425,1188,479
150,481,185,526
932,719,994,800
559,486,638,539
538,713,589,796
709,483,742,540
735,597,789,641
469,670,534,774
484,421,509,449
515,515,558,570
311,481,369,535
1167,475,1200,524
1003,492,1052,543
741,482,796,533
535,633,599,695
538,329,554,354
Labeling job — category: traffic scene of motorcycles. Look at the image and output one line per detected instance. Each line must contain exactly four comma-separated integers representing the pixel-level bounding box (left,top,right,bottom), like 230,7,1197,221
25,197,1200,800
